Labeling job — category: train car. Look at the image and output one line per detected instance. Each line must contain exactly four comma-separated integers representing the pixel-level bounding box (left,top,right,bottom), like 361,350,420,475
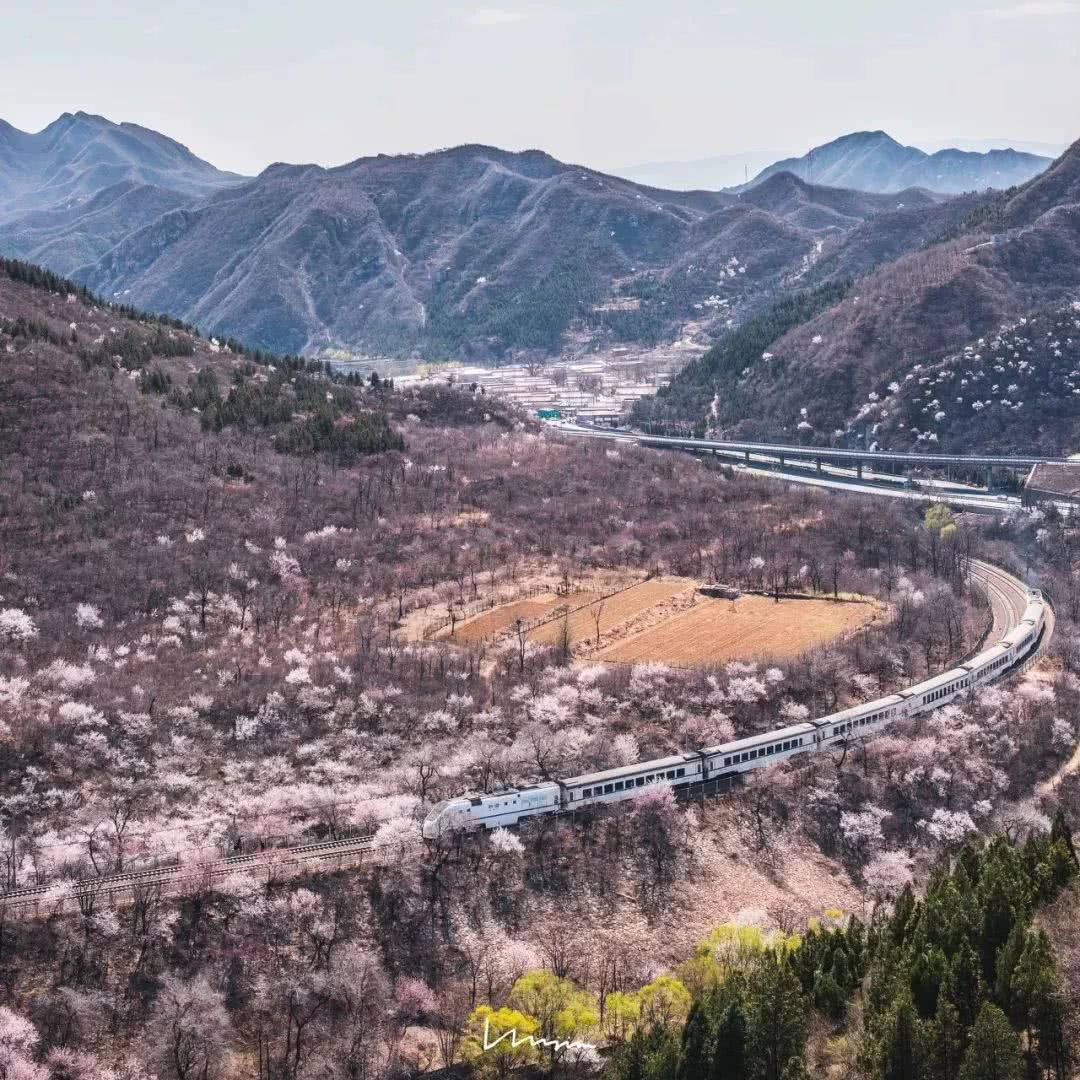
904,666,976,714
560,752,704,807
813,694,908,746
421,782,561,839
701,722,818,778
964,643,1014,689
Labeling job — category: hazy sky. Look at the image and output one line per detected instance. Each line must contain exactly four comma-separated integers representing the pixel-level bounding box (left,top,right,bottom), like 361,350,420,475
3,0,1077,175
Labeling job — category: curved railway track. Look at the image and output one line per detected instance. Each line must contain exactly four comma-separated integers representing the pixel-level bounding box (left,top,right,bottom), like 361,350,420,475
0,559,1049,914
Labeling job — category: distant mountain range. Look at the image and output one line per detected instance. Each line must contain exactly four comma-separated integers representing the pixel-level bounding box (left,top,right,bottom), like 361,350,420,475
742,130,1051,195
0,112,957,359
0,114,1060,363
614,133,1056,195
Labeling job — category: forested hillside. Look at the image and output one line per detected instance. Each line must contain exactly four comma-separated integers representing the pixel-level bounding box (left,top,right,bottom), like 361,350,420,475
3,258,1080,1080
637,138,1080,451
606,831,1077,1080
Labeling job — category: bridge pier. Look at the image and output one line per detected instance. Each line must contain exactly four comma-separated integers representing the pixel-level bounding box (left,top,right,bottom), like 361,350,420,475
856,461,863,480
744,450,750,464
816,458,823,474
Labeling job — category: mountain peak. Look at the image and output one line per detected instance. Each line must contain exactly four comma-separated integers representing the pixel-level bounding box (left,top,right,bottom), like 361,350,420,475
744,130,1051,195
0,112,243,209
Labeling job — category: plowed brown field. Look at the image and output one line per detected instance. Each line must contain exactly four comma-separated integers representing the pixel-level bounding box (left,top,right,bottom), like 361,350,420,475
527,577,696,647
449,591,597,643
593,594,881,666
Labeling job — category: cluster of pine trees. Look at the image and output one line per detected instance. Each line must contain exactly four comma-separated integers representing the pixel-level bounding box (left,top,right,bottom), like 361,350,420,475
0,315,68,348
149,364,404,460
80,325,195,371
857,818,1075,1080
606,820,1076,1080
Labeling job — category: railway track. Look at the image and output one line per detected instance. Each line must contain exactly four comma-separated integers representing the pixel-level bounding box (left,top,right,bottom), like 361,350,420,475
0,560,1049,914
0,832,381,912
969,559,1049,662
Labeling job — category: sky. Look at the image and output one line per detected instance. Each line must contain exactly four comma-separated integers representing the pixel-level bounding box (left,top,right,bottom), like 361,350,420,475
3,0,1077,176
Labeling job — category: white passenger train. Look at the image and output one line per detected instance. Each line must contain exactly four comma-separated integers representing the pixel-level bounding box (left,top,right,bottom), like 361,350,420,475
422,587,1047,840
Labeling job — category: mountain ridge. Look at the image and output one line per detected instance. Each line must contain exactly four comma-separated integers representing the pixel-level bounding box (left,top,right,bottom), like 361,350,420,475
0,113,1056,363
0,128,932,359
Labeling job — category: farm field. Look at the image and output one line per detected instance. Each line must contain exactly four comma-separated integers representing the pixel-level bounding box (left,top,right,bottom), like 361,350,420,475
527,577,696,647
448,592,597,643
593,594,884,666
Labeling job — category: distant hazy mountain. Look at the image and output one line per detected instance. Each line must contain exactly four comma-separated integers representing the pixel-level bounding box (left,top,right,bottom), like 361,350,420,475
921,136,1068,158
612,151,782,192
0,111,242,218
0,112,244,276
745,131,1051,195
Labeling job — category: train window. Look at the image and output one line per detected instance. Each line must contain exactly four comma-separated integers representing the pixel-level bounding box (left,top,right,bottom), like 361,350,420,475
604,784,613,794
676,768,685,777
583,788,592,798
636,777,645,787
614,781,624,791
724,757,732,766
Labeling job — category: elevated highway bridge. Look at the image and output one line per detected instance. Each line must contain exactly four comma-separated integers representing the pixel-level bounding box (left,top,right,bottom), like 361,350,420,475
634,433,1061,476
562,423,1079,510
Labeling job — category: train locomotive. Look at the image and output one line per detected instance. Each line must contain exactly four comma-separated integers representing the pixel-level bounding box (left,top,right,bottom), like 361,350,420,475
422,586,1045,840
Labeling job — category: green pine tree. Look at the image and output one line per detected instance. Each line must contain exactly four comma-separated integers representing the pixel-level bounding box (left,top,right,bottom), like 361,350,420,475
746,957,808,1080
958,1003,1022,1080
946,942,985,1032
676,1003,711,1080
928,997,964,1080
1050,809,1077,866
877,992,929,1080
711,1002,748,1080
